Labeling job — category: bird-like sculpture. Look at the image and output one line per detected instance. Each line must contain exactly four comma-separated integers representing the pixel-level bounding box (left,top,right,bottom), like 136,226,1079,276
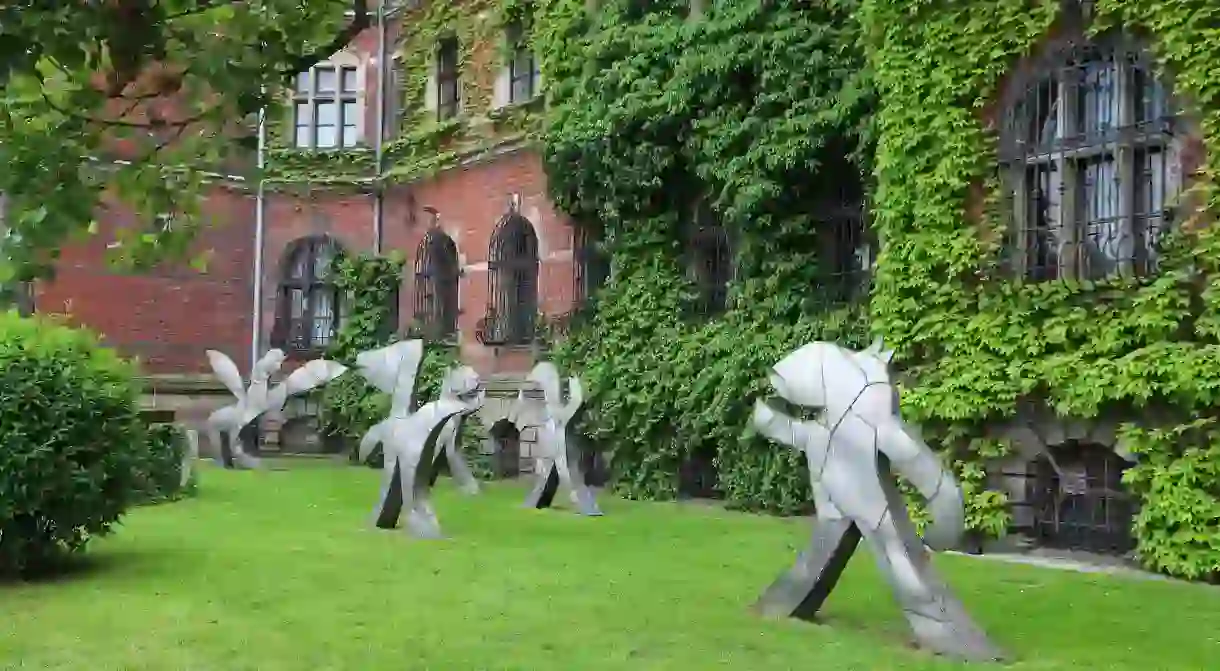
518,362,602,516
353,340,484,538
205,348,347,469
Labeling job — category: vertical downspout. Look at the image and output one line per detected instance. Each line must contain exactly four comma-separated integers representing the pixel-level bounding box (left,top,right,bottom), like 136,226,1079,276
372,0,387,253
251,101,267,369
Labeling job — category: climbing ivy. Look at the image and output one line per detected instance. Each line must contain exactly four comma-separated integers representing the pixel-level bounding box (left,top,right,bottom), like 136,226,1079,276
264,0,546,186
318,251,490,477
860,0,1220,580
542,0,876,513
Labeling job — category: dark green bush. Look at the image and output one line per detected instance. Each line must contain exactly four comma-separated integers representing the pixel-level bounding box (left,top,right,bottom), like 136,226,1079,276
0,311,146,577
138,423,198,504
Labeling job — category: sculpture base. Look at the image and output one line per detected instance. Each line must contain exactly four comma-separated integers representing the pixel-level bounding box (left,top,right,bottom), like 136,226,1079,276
754,516,1005,663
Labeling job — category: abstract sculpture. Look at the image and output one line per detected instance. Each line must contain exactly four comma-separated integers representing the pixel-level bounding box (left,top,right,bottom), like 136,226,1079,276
750,339,1004,662
354,340,484,538
518,362,602,516
205,349,348,469
181,428,200,489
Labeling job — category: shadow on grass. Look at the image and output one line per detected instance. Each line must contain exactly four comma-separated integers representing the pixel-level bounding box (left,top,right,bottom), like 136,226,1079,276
0,542,179,587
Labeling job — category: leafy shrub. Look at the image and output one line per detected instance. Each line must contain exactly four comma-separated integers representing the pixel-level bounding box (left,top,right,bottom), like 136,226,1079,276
138,423,198,504
0,312,145,577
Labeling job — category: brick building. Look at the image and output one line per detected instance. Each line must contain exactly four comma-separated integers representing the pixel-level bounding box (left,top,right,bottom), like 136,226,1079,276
36,3,597,466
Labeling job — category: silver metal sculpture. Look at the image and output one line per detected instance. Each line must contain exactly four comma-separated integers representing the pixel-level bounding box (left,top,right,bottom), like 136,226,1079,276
205,349,348,469
519,362,602,516
354,340,485,538
181,428,200,489
751,339,1004,663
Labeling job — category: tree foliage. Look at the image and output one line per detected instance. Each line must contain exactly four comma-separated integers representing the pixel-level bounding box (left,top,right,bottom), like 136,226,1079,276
0,0,371,285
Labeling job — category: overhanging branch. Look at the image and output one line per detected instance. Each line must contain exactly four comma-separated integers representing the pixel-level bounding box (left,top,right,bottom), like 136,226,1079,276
278,0,371,81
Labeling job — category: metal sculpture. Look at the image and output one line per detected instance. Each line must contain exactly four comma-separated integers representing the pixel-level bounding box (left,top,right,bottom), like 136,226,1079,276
751,339,1004,663
354,340,484,538
205,349,347,469
519,362,602,516
181,429,200,489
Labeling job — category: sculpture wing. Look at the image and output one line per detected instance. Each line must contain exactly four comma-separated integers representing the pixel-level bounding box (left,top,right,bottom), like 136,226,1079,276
359,421,387,463
354,340,424,415
206,350,246,400
267,359,349,412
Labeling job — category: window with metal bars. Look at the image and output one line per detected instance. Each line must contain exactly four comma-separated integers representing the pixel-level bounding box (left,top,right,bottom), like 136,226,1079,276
506,19,540,104
816,203,873,307
272,237,343,355
573,221,609,309
478,208,539,346
999,32,1180,282
436,37,460,121
412,228,460,341
688,201,731,317
292,65,360,150
1021,442,1136,555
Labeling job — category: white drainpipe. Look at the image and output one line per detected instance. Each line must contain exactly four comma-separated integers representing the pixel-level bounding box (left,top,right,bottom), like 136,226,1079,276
250,101,267,369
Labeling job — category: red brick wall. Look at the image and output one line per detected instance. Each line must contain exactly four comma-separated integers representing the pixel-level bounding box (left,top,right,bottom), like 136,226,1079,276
260,148,577,377
36,186,256,374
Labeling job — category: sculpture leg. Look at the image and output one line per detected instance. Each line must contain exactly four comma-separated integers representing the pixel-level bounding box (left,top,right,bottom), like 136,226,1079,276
372,458,405,529
524,460,561,509
862,510,1005,662
400,465,442,540
752,515,861,620
209,425,233,469
228,429,262,470
445,441,481,495
562,446,602,516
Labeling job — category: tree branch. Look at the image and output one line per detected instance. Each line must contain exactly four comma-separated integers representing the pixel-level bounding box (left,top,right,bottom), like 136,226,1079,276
278,0,370,82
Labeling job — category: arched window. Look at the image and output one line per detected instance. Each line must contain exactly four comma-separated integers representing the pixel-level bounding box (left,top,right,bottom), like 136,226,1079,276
273,236,342,354
1000,28,1180,281
573,221,609,309
413,228,460,340
479,204,539,345
688,201,730,316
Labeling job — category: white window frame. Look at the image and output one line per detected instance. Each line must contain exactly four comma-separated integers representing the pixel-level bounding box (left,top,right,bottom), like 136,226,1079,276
292,58,366,150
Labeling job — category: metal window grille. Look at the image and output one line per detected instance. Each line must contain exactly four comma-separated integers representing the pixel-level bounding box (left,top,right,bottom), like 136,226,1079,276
689,202,730,316
506,20,539,104
413,228,460,341
274,237,342,354
478,202,539,345
1016,442,1137,555
1000,33,1178,281
436,37,460,121
292,65,360,149
817,203,873,307
573,221,609,308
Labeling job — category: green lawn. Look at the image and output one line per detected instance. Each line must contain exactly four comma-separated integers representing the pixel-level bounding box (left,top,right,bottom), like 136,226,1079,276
2,463,1217,671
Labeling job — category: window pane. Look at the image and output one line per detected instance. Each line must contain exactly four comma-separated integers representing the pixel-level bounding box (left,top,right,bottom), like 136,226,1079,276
311,289,335,346
290,289,306,318
314,243,336,279
294,124,311,148
341,67,359,93
316,67,337,93
316,125,338,148
1078,61,1118,135
438,38,458,73
341,101,358,128
343,124,358,148
293,102,310,147
316,101,338,126
294,72,309,94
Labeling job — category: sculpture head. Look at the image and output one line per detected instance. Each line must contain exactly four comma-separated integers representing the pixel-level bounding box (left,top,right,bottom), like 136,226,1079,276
526,362,563,407
442,365,484,411
765,338,896,420
252,348,287,382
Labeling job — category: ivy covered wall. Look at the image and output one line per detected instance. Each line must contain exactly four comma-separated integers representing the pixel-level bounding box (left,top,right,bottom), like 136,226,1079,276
539,0,1220,581
861,0,1220,581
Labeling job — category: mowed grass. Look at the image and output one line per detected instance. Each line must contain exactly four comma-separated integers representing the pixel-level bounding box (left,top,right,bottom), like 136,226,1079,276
2,463,1218,671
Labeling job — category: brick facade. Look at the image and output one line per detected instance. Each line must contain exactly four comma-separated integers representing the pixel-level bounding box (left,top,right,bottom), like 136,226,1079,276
36,186,256,374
